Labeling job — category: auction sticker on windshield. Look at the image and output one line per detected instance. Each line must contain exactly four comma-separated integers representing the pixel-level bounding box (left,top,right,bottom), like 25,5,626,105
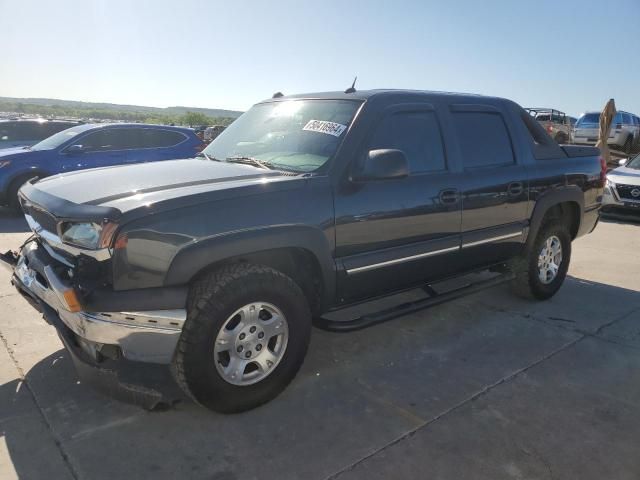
303,120,347,137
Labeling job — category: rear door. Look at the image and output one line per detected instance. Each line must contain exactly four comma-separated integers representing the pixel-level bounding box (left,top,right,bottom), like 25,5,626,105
449,104,529,267
130,128,191,161
334,103,462,301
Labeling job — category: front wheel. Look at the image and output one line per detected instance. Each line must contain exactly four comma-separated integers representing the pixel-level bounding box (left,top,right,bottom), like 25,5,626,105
172,263,311,413
510,222,571,300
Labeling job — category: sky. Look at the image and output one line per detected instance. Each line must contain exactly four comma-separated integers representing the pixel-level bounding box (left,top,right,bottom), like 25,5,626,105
1,0,639,116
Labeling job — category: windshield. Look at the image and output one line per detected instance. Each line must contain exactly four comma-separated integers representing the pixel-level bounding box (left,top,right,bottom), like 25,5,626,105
30,124,94,151
627,154,640,169
576,113,600,127
203,99,361,173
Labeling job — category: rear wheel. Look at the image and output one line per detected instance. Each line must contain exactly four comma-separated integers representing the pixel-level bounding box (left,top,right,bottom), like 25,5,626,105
172,263,311,413
510,222,571,300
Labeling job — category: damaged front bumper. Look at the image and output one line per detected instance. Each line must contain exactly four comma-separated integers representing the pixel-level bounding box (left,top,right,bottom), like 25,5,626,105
4,240,188,409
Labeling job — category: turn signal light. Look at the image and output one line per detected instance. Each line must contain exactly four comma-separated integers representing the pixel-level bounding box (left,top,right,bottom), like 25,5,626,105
114,234,128,250
62,288,82,313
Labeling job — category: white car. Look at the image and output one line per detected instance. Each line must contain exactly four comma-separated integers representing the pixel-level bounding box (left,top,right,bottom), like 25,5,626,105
602,155,640,217
573,111,640,154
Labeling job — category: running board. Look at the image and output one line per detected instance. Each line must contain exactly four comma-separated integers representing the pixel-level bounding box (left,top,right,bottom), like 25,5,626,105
314,272,515,332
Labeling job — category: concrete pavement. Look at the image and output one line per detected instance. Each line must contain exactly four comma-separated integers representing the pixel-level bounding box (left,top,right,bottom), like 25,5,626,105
1,207,639,479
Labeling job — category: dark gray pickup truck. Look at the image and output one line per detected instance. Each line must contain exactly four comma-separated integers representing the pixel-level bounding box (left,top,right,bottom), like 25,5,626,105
3,90,604,412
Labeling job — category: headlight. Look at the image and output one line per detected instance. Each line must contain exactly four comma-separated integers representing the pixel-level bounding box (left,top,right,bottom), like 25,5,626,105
58,221,118,249
605,178,615,188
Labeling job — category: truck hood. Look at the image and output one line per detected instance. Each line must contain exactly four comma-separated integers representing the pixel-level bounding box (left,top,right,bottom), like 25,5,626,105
30,158,300,212
607,165,640,186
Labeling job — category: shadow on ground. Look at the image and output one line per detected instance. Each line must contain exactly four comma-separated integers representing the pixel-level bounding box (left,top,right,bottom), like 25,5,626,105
2,274,640,479
600,212,640,226
0,208,28,234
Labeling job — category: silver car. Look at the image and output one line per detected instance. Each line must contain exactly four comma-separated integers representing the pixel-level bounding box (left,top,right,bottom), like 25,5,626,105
572,111,639,154
602,155,640,217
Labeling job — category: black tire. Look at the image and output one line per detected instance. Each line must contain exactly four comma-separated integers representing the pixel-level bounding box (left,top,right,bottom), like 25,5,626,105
623,136,633,154
554,132,567,144
510,221,571,300
173,263,311,413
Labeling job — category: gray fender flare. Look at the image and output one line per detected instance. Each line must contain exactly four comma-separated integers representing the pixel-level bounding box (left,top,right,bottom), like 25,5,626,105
164,224,336,305
526,186,584,249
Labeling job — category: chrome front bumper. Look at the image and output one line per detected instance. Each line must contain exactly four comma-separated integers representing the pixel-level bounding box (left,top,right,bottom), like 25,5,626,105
13,242,186,364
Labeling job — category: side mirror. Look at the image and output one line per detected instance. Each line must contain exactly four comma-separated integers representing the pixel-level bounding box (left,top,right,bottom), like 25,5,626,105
619,158,628,166
66,144,84,154
351,149,409,182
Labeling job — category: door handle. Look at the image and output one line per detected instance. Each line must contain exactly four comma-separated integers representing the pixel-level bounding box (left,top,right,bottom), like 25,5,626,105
507,182,524,196
439,189,459,204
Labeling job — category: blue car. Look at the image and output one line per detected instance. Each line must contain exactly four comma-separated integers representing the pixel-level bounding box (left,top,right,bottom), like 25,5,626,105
0,123,204,210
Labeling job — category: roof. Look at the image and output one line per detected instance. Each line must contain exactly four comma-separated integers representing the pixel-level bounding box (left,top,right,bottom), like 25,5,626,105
74,123,195,132
259,88,502,104
0,118,82,124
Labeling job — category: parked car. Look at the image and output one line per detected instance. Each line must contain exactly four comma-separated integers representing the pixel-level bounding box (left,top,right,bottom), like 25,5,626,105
602,155,640,217
204,125,226,142
0,119,82,149
0,123,204,210
573,110,640,153
3,90,604,413
526,108,572,144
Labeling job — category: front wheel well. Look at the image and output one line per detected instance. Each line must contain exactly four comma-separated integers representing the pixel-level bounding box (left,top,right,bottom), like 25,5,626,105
189,247,325,315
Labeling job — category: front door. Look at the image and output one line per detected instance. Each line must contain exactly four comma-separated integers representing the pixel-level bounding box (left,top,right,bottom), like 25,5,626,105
334,104,462,303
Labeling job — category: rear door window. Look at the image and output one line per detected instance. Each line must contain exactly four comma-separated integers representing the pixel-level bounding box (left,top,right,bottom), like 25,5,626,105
452,111,515,168
368,111,446,173
141,129,188,148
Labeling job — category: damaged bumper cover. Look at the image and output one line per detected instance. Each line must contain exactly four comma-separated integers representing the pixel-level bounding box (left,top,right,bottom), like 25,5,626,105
6,240,188,409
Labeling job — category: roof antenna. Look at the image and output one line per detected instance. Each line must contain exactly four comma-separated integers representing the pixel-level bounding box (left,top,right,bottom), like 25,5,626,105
272,91,284,98
344,76,357,94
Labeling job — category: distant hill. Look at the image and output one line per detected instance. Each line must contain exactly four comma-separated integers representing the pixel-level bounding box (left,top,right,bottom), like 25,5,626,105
0,96,243,120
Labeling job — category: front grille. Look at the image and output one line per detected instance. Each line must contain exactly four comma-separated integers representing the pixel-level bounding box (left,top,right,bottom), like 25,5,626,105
615,184,640,201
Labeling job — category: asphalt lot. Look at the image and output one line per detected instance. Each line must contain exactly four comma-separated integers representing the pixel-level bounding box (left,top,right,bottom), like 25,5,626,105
1,208,639,480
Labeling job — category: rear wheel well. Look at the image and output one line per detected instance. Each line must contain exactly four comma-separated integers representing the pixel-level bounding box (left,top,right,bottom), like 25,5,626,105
189,248,324,315
542,201,580,239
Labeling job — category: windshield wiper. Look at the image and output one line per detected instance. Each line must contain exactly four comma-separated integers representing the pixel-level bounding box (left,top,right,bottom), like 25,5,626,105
225,156,274,170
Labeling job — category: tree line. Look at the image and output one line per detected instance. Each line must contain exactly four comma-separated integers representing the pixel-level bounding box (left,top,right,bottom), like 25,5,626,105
0,101,236,127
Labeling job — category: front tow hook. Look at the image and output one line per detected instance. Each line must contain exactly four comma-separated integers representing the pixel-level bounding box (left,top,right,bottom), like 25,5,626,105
0,250,18,271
